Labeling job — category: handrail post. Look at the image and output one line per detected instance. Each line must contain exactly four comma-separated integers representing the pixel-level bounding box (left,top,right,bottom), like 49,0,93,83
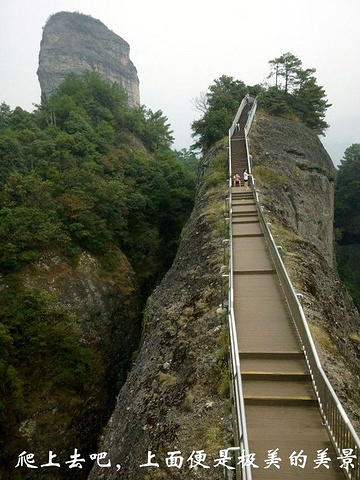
227,95,360,479
227,96,257,480
251,143,360,476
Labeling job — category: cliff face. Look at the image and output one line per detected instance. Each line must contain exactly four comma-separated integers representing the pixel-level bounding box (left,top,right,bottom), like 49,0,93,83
2,248,141,480
37,12,140,107
249,112,336,265
88,113,360,479
250,111,360,430
24,249,140,369
89,142,232,479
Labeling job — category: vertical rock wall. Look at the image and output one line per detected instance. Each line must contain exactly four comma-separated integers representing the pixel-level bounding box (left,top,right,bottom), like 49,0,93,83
249,111,336,265
250,112,360,431
37,12,140,107
88,142,232,479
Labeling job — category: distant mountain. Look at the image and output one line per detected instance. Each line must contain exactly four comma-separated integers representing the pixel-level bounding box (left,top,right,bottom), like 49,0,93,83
37,11,140,107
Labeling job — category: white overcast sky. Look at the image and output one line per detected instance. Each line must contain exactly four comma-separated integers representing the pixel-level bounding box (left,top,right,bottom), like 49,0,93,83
1,0,359,165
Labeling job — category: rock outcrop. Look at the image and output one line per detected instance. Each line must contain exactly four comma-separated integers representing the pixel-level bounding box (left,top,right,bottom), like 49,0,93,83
88,112,360,479
250,111,360,431
37,12,140,107
8,248,141,480
88,141,232,479
249,112,336,265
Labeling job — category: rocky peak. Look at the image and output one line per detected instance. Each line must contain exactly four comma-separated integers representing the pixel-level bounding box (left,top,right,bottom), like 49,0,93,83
37,11,140,107
249,112,336,265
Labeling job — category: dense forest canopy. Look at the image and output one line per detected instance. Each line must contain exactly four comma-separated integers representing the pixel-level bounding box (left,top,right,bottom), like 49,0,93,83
0,72,196,278
0,71,197,477
334,143,360,310
191,52,331,151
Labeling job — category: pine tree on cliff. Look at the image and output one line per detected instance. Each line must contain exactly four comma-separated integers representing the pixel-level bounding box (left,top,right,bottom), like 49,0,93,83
260,52,331,134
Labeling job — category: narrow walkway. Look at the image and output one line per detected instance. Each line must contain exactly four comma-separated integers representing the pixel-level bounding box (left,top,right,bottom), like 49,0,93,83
230,126,345,478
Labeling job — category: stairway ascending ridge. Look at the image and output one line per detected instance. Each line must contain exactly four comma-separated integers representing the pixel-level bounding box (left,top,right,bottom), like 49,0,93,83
230,125,346,478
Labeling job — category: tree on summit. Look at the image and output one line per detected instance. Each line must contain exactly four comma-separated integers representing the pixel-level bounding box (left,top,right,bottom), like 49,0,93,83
191,75,254,151
191,54,331,152
268,52,303,94
260,52,331,134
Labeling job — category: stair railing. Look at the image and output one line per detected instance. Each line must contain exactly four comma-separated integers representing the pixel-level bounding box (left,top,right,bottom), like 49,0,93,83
227,189,252,479
253,192,360,479
241,97,360,479
226,96,257,480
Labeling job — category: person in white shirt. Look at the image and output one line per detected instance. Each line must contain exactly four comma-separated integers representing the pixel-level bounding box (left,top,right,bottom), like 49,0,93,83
243,169,251,190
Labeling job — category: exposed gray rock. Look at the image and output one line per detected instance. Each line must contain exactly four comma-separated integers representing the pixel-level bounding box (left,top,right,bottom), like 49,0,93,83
87,113,360,479
37,12,140,107
250,111,360,431
249,112,336,265
88,141,232,479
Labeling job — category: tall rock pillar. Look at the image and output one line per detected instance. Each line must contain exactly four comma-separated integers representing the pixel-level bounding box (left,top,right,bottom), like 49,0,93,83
37,11,140,108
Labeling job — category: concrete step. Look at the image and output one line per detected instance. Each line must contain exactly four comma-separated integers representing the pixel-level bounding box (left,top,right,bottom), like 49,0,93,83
240,351,304,359
241,371,311,381
233,269,276,275
243,379,315,398
233,233,263,238
244,395,317,406
232,222,262,236
232,212,258,217
232,205,255,210
232,218,259,224
232,200,255,206
240,356,308,374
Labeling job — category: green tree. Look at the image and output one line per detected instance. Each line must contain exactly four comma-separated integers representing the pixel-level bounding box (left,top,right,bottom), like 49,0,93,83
132,107,174,152
35,72,126,132
292,70,331,133
191,75,249,150
0,102,12,131
335,144,360,311
0,132,25,180
257,86,292,117
268,52,302,94
261,52,331,134
0,172,64,270
192,107,231,151
335,144,360,243
207,75,247,111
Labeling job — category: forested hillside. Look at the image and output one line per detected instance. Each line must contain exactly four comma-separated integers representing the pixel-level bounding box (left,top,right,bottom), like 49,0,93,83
0,71,196,281
0,72,197,478
335,143,360,310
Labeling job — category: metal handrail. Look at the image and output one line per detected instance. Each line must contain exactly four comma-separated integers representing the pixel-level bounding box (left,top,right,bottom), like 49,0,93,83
245,102,360,478
244,98,257,175
253,186,360,479
226,96,257,480
227,96,360,479
228,184,252,479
